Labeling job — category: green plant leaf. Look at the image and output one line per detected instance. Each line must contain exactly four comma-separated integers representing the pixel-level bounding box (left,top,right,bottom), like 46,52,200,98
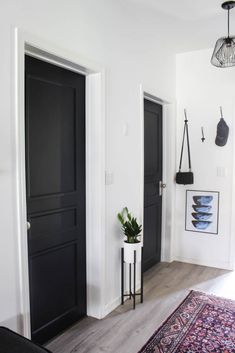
117,213,124,225
117,207,142,243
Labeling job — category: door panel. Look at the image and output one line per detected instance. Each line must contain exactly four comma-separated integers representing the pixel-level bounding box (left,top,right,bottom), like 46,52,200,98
143,99,163,271
25,55,86,344
27,78,76,196
30,243,77,330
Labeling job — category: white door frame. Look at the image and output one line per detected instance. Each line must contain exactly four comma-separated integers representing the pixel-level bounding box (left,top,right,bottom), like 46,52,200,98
13,27,106,338
139,85,175,263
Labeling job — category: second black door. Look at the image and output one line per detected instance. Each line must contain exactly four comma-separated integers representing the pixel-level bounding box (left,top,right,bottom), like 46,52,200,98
25,56,86,344
143,99,163,272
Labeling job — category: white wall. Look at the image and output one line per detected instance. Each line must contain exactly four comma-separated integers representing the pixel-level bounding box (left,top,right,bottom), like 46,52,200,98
175,48,235,270
0,0,176,332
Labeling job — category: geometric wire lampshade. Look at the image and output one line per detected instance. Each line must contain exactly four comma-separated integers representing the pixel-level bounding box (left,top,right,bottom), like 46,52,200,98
211,1,235,68
211,36,235,67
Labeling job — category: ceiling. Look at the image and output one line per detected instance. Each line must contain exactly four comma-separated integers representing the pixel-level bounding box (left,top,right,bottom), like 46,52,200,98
123,0,235,52
126,0,224,21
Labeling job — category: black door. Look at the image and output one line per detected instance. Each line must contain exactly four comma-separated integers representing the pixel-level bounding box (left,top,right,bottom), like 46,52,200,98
25,56,86,344
143,99,163,272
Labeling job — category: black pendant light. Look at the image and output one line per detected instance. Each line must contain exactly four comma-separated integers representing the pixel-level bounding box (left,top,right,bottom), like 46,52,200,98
211,1,235,67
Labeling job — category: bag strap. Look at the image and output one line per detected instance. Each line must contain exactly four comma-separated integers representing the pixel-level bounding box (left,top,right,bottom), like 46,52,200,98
185,110,192,171
178,122,186,172
178,109,192,172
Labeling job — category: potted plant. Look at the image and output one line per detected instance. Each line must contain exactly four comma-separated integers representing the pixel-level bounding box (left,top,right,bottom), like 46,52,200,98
117,207,142,263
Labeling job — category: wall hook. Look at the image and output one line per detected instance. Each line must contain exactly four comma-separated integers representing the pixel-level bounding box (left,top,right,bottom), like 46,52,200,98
201,127,205,142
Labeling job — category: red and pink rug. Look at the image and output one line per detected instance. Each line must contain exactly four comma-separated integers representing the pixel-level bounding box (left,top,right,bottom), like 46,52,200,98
138,290,235,353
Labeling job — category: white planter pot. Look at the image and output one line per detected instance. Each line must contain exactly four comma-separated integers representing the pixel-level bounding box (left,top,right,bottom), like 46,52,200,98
123,242,142,263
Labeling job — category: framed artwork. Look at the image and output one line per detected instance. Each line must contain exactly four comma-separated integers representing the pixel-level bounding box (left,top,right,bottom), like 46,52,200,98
185,190,219,234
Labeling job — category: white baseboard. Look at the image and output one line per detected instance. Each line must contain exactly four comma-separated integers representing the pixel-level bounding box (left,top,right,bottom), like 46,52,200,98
0,314,21,333
174,255,234,271
102,281,141,318
102,296,122,317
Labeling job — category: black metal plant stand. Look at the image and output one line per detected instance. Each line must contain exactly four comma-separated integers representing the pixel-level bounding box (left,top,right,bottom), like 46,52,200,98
121,247,143,309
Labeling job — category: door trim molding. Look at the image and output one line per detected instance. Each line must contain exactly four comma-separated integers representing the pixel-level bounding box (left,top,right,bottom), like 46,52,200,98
139,84,175,264
13,27,106,338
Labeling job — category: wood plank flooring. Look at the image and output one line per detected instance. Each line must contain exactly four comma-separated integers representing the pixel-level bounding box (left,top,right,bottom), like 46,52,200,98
47,261,235,353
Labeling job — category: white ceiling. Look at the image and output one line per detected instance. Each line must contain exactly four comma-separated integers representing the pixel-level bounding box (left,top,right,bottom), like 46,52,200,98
126,0,224,21
123,0,235,52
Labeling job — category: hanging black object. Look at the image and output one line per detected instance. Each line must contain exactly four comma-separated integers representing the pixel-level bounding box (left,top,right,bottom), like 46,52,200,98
176,110,194,185
201,127,205,142
215,106,229,146
211,1,235,68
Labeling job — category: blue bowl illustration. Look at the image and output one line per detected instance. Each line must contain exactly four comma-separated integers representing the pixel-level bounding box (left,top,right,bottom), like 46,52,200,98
192,220,211,230
193,196,213,205
192,212,212,221
192,205,212,213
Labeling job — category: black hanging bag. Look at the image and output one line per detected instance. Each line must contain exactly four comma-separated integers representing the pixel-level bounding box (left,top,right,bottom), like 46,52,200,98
176,110,194,185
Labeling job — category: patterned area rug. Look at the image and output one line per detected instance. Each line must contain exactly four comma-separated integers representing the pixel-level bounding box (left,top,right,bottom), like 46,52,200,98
138,290,235,353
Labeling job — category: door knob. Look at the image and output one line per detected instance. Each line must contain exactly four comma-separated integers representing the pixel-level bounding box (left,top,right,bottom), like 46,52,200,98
27,221,31,230
159,181,166,196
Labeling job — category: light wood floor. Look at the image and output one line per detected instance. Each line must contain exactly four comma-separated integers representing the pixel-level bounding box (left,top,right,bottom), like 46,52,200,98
47,261,235,353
